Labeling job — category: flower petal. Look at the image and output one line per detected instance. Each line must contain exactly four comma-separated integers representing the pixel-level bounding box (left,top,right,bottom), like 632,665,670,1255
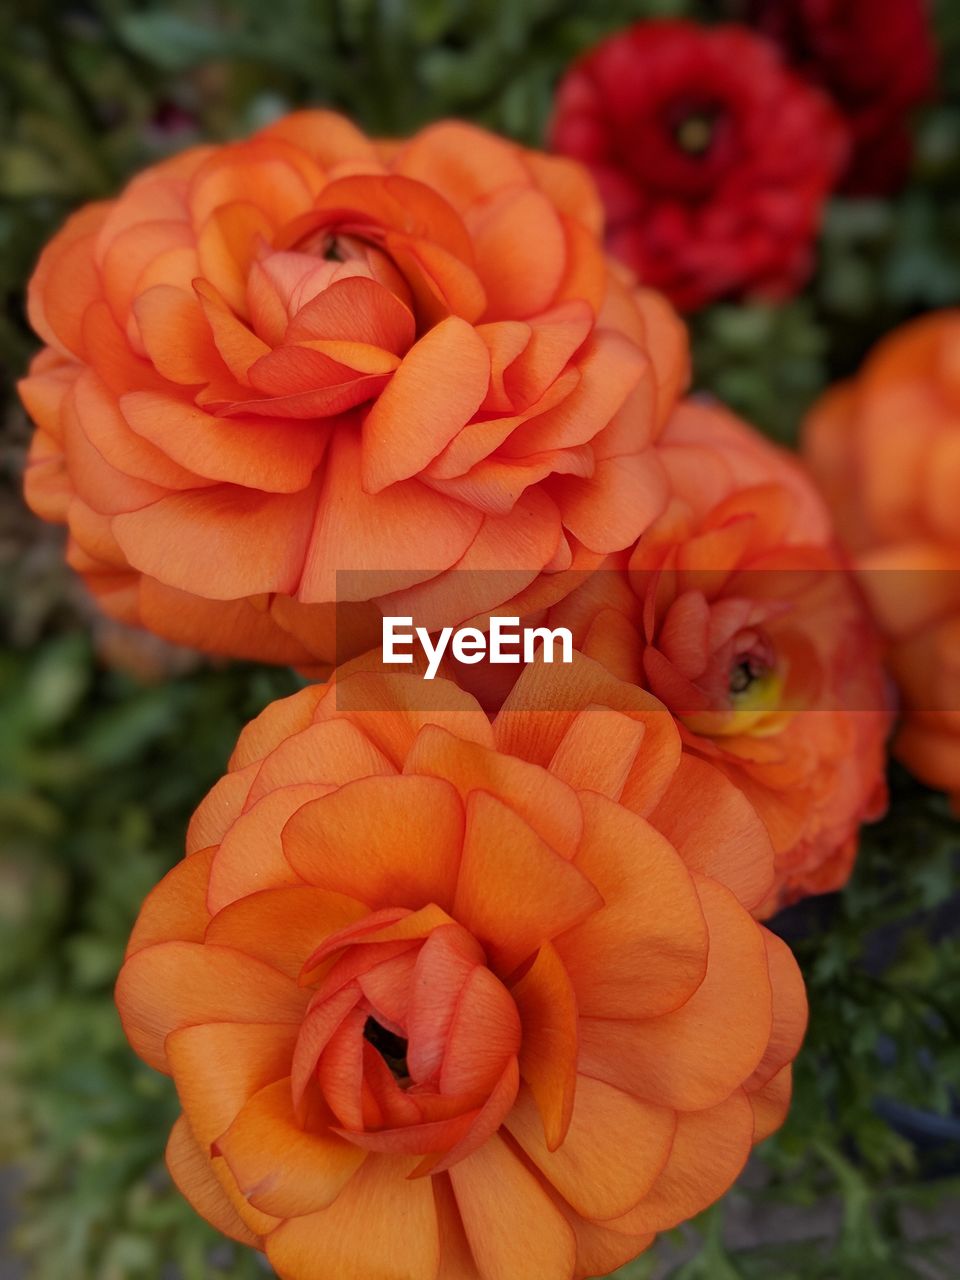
166,1115,260,1248
452,791,601,975
510,941,578,1151
448,1133,576,1280
556,792,708,1020
506,1076,675,1221
265,1155,440,1280
116,941,306,1072
648,753,776,913
362,316,491,492
282,775,465,912
578,877,772,1109
215,1076,365,1217
605,1089,755,1235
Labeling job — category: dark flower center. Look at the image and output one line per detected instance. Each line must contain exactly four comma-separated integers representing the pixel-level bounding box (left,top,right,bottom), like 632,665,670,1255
729,656,767,696
674,111,718,157
320,233,349,262
363,1016,410,1081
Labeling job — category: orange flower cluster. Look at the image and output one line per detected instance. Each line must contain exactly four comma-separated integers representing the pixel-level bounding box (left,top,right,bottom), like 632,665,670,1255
116,658,805,1280
804,312,960,805
19,111,684,668
16,106,905,1277
546,400,892,913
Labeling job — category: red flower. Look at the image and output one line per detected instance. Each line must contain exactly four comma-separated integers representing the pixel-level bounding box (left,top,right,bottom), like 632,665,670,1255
549,21,848,311
749,0,936,194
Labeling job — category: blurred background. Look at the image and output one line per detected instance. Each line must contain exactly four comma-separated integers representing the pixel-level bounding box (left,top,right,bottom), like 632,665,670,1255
1,1,959,1277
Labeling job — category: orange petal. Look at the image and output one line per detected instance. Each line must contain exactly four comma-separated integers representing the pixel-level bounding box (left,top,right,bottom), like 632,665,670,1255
218,369,392,419
434,1172,483,1279
361,316,491,492
189,143,316,228
467,186,566,320
298,428,483,603
120,391,330,492
126,848,214,957
551,1201,653,1280
259,109,378,167
404,724,582,860
525,152,604,235
196,202,274,314
72,371,202,494
195,278,271,380
205,885,368,979
112,478,319,598
206,784,326,913
166,1114,260,1248
551,450,669,553
439,967,521,1095
605,1089,755,1235
511,941,578,1150
506,1076,675,1220
749,1064,793,1143
101,219,193,324
448,1132,576,1280
648,753,776,913
134,283,226,385
230,686,326,769
27,203,108,357
286,275,415,353
316,668,495,766
426,1056,520,1174
377,490,563,634
494,651,680,816
578,877,772,1110
556,792,708,1020
282,774,465,912
452,791,601,976
503,301,594,408
406,925,486,1085
744,931,808,1092
245,718,395,806
116,941,306,1073
503,331,647,457
186,764,259,854
634,287,690,433
166,1020,299,1149
547,705,647,802
290,986,363,1113
138,579,316,666
394,122,530,211
215,1076,365,1217
265,1155,440,1280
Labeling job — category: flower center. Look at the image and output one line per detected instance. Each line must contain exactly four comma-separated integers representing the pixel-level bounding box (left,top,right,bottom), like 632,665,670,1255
313,231,372,263
674,111,718,157
729,655,767,696
363,1016,410,1082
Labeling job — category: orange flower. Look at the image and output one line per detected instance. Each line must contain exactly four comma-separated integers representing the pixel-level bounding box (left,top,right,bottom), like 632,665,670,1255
547,400,891,914
116,654,805,1280
19,111,686,668
804,311,960,806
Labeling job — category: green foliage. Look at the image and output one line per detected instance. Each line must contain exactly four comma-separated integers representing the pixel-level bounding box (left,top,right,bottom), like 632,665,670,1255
0,635,298,1279
1,1,959,1277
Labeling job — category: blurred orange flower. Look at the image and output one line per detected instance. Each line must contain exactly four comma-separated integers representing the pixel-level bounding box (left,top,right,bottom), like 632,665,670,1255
548,401,892,914
116,655,805,1279
19,111,686,668
804,311,960,806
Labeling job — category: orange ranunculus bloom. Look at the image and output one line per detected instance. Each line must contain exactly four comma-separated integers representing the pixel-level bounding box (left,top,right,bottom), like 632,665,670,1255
546,400,892,915
803,311,960,805
19,111,686,668
116,654,805,1280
